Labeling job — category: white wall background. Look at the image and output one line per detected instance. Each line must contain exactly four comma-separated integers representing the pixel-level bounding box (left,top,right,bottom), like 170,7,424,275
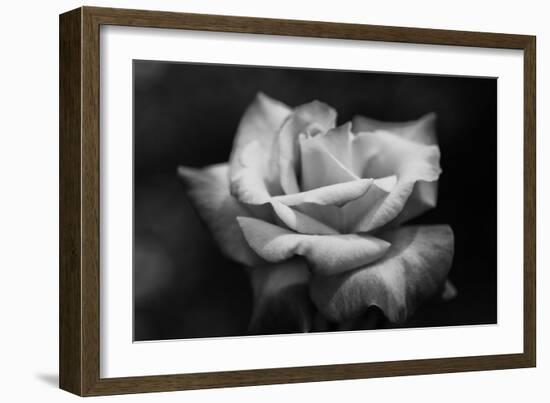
0,0,546,401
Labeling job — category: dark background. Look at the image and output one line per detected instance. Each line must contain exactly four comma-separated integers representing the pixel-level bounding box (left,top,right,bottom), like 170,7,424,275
133,60,497,341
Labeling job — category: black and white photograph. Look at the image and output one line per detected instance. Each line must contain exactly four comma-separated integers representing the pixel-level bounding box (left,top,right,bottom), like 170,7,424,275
1,0,544,400
133,60,497,341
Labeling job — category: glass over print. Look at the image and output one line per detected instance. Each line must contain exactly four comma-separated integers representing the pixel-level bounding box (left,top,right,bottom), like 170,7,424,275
133,61,497,341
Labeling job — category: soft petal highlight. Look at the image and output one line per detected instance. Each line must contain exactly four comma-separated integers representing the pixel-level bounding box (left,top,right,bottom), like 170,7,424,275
229,92,292,204
237,217,391,276
178,163,263,266
310,225,454,323
352,112,437,145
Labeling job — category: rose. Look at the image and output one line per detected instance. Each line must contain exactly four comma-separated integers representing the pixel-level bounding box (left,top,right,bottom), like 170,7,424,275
179,93,455,334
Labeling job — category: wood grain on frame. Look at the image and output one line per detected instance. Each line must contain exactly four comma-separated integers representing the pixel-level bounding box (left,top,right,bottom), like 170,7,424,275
59,6,536,396
59,7,82,395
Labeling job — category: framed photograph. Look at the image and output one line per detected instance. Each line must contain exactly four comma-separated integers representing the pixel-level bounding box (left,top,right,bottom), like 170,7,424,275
59,6,536,396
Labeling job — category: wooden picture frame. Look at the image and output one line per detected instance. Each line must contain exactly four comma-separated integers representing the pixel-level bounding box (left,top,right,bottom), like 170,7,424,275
59,6,536,396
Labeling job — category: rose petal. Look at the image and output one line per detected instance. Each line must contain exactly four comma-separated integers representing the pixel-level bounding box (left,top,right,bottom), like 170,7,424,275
353,130,441,181
297,121,441,230
336,306,386,331
229,141,275,204
229,92,292,204
248,258,314,335
343,176,397,232
352,178,415,232
274,178,373,207
237,217,391,276
310,225,454,323
237,196,342,235
440,280,458,301
178,163,263,266
289,203,343,234
349,130,442,230
352,112,437,145
304,122,355,168
272,100,337,194
353,179,439,232
285,176,396,233
270,200,339,235
392,179,438,226
299,133,358,191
